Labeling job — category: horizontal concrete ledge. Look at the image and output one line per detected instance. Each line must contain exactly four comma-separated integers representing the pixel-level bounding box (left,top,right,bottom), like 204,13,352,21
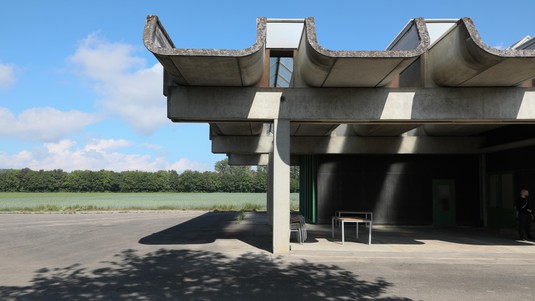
227,154,300,166
212,135,484,155
227,154,270,165
479,137,535,153
168,86,535,122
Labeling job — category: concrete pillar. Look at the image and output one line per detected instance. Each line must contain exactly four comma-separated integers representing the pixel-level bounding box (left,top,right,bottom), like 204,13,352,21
267,152,273,225
271,118,290,254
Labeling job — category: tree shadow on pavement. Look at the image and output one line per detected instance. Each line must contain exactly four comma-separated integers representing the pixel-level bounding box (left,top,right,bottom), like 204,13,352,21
0,248,412,300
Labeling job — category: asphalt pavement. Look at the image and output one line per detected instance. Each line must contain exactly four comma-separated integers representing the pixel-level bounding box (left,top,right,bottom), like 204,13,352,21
1,211,534,300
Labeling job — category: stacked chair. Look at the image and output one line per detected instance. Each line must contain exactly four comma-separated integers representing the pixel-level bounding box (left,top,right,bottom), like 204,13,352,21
290,213,307,244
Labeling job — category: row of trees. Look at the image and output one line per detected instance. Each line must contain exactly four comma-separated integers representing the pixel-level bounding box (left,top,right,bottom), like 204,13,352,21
0,159,300,193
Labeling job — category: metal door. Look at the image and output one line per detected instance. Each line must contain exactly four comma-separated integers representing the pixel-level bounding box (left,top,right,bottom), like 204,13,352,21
433,180,456,226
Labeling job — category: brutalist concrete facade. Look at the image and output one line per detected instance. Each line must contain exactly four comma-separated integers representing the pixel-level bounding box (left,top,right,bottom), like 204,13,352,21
144,16,535,253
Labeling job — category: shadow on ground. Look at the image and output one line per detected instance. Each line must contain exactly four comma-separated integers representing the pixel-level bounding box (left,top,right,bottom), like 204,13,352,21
138,211,534,249
139,211,272,252
0,249,412,300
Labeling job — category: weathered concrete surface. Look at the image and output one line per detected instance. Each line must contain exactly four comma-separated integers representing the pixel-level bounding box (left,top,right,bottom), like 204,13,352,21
143,15,266,87
213,135,485,155
142,15,535,268
295,17,429,87
428,18,535,87
1,212,535,300
168,86,535,122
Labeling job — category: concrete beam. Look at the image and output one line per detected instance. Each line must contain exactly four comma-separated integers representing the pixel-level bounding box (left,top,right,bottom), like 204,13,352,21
351,124,420,136
227,154,269,165
291,136,484,154
168,86,535,122
291,123,340,136
210,122,265,136
212,135,273,154
479,137,535,153
271,119,290,254
213,135,484,154
227,153,300,166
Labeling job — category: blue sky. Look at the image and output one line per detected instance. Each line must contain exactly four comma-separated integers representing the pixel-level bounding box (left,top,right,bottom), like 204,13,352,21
1,0,534,172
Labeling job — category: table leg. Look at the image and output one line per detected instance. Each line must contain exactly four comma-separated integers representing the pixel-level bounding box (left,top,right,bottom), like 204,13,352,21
368,221,372,245
331,218,334,239
356,222,359,238
341,220,345,245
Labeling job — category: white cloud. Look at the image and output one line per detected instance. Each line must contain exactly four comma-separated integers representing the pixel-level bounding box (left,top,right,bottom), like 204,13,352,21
0,107,100,141
0,63,16,89
0,139,209,172
69,34,168,135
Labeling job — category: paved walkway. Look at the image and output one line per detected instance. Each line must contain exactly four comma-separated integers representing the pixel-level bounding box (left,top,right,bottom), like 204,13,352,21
240,212,535,262
1,211,534,300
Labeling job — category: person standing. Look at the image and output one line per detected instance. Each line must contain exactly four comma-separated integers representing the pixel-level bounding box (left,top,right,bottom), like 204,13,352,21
516,189,534,241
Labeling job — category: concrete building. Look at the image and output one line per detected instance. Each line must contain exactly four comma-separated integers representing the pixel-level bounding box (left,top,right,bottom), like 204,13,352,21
143,16,535,253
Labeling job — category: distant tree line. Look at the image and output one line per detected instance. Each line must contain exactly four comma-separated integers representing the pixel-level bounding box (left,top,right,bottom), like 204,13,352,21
0,159,299,193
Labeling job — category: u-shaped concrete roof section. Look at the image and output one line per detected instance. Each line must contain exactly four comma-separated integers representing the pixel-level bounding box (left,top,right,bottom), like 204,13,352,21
144,16,535,89
143,15,266,87
295,17,430,87
428,17,535,87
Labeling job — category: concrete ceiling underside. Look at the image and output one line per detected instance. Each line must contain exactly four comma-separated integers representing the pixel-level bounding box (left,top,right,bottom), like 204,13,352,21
144,15,535,162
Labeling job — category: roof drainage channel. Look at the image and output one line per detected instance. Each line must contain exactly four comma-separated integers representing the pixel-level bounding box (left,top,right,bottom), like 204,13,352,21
428,17,535,87
143,15,266,87
295,17,430,87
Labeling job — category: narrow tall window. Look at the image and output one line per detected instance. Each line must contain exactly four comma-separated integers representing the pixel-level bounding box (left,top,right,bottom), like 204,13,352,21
269,55,293,88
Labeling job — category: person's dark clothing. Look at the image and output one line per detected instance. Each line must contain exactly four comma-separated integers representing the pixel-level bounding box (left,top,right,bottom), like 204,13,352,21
516,196,533,240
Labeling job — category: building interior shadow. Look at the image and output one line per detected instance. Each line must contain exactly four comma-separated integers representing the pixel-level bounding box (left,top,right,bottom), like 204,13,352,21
311,224,535,246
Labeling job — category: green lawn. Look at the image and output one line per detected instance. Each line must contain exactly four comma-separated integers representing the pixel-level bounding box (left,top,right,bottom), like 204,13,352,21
0,192,300,212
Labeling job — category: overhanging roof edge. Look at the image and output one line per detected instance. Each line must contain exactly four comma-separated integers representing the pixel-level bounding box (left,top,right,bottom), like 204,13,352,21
303,17,430,58
460,17,535,58
143,15,267,87
428,17,535,87
143,15,267,57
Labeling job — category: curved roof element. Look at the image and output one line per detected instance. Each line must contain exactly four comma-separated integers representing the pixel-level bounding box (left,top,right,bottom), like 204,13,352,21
295,18,429,87
428,18,535,87
143,15,266,86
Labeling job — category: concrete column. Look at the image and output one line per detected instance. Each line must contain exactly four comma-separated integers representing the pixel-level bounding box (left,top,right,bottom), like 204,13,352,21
271,118,290,254
267,152,273,225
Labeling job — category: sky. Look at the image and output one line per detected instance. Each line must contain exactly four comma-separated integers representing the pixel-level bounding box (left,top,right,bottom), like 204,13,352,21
1,0,534,172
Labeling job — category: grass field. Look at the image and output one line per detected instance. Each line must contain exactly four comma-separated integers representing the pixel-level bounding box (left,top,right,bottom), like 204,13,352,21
0,192,300,212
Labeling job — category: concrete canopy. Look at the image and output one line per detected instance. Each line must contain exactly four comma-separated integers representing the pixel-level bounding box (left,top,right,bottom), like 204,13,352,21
143,16,535,161
144,15,535,253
